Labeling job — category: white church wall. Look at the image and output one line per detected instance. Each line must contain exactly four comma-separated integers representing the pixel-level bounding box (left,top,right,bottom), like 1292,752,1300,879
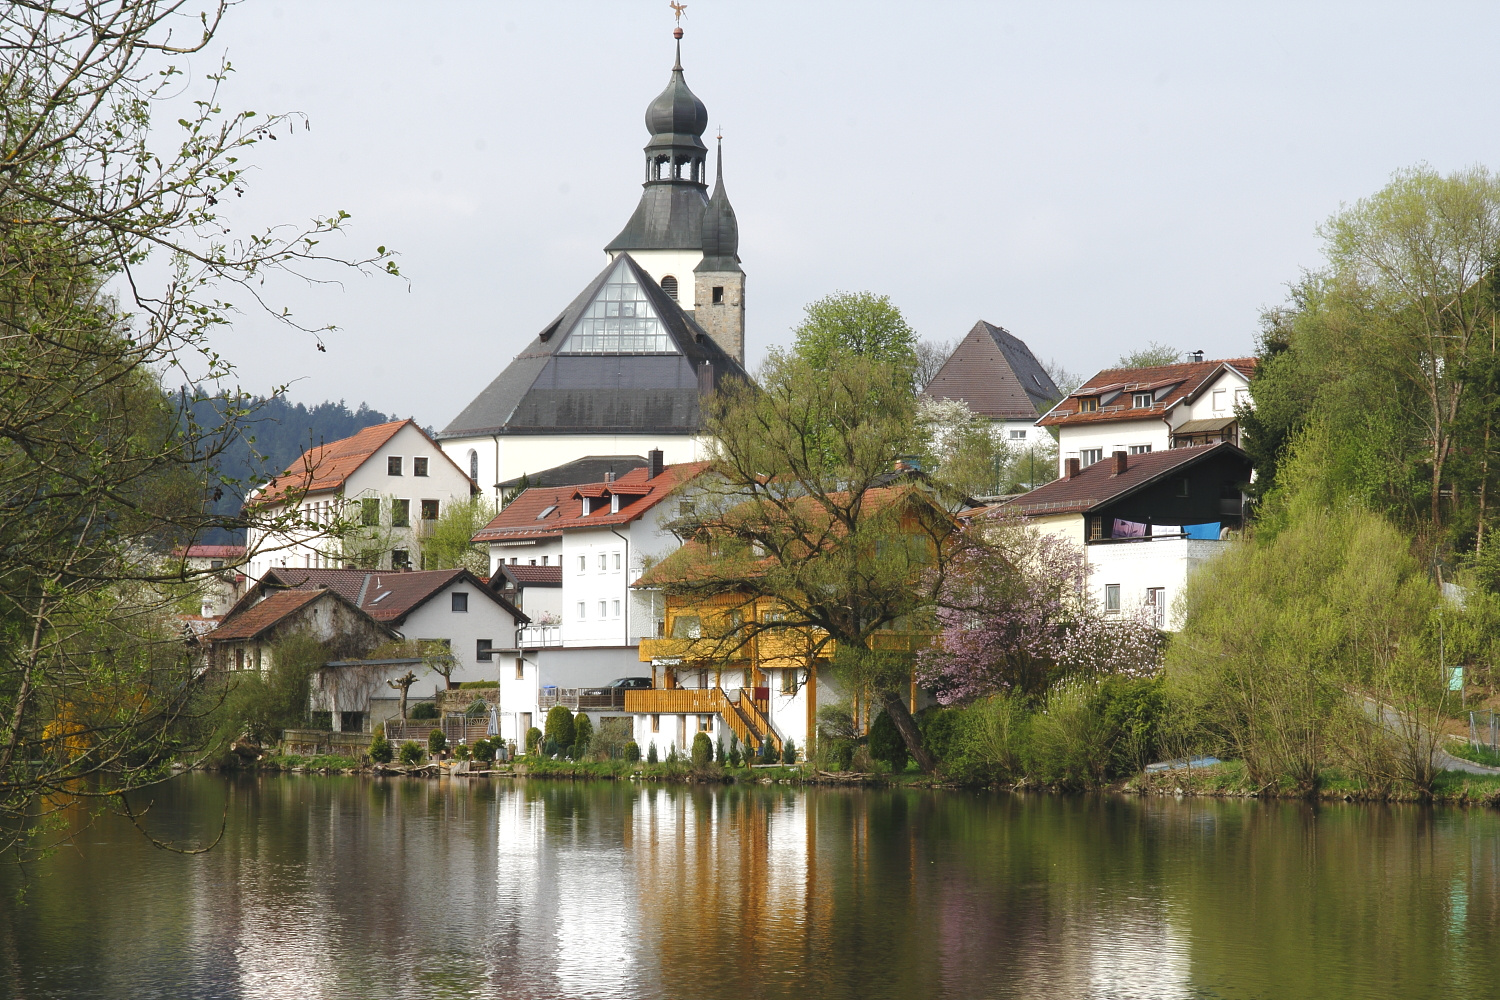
440,433,707,502
608,249,704,309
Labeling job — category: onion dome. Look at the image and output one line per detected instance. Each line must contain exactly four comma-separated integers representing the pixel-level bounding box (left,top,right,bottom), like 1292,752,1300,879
645,37,709,141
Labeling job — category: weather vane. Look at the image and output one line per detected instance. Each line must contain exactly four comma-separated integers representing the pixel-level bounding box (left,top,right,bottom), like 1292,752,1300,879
670,1,687,23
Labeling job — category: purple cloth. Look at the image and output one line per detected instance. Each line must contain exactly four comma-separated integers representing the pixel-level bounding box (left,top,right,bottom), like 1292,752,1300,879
1112,518,1147,538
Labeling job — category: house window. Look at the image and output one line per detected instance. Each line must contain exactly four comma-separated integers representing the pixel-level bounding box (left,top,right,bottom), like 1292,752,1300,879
413,457,429,477
598,553,608,571
235,647,244,670
361,498,381,526
1080,449,1103,467
699,715,712,732
1234,387,1248,408
712,286,724,304
1212,389,1226,412
1078,397,1098,413
391,499,410,527
1146,588,1166,628
528,559,536,566
1105,584,1121,613
515,657,525,680
421,499,439,521
1177,477,1191,497
1009,429,1026,440
210,559,224,570
661,274,679,300
598,600,607,618
1129,444,1152,454
542,556,549,566
452,592,469,613
1133,392,1153,408
612,600,621,617
577,602,586,618
651,714,660,733
614,552,622,571
1089,516,1103,541
510,557,518,564
388,456,403,476
476,638,493,661
578,555,586,572
391,549,411,570
467,449,479,481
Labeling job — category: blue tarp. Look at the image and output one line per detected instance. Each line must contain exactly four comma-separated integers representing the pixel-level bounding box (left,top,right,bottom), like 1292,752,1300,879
1183,522,1221,540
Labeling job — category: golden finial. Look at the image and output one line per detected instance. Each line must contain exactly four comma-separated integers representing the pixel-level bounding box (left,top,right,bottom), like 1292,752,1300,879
670,1,688,23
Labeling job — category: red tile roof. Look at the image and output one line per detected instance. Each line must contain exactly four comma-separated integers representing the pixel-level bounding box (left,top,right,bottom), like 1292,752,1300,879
473,461,709,543
1001,442,1245,515
1037,358,1256,428
258,567,523,624
497,564,564,586
252,419,474,506
208,588,327,641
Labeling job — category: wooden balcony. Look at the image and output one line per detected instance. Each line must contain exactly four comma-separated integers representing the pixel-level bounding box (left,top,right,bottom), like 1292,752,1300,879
623,687,781,755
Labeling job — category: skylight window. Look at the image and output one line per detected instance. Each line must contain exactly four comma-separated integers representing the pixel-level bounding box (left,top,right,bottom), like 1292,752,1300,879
558,260,676,355
536,505,558,520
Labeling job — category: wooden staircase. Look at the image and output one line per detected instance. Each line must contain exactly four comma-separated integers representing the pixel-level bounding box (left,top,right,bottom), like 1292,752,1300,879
623,687,781,756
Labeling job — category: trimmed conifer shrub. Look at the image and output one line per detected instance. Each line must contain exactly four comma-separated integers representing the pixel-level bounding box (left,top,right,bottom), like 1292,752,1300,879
398,740,425,766
525,727,543,754
691,732,713,766
624,741,640,763
781,738,797,765
369,724,394,763
573,713,594,758
544,705,576,749
647,742,659,765
868,710,909,772
428,728,447,755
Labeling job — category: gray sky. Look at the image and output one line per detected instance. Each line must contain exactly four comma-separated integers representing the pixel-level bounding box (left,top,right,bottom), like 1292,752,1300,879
189,1,1500,426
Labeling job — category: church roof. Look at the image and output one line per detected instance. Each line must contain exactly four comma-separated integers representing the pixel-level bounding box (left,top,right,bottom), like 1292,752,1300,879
922,321,1060,421
439,254,748,440
695,139,741,273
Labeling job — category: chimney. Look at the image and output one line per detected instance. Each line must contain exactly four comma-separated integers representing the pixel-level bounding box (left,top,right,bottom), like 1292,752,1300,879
648,449,664,480
603,471,615,483
1113,450,1128,474
1065,457,1081,479
1189,350,1204,363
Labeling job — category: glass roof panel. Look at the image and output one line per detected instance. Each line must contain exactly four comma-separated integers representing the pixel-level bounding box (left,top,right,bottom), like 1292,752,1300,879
558,260,677,355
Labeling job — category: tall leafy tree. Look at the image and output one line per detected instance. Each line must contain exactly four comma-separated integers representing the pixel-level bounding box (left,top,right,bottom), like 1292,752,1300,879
0,1,395,851
792,291,919,388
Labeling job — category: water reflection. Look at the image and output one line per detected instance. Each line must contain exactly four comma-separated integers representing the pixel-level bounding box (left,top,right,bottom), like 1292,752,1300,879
2,777,1498,999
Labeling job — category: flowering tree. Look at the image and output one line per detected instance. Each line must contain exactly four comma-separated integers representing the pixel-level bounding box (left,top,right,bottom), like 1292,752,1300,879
917,514,1163,703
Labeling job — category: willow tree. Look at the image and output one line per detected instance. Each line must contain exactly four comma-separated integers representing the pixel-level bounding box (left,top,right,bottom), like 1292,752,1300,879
660,348,988,772
0,1,395,853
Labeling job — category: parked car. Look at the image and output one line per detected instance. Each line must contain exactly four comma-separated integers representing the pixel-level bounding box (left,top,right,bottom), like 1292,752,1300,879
583,677,652,696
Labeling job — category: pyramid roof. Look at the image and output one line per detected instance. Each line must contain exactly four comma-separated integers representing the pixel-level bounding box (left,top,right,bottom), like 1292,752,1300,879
922,321,1059,421
439,254,748,440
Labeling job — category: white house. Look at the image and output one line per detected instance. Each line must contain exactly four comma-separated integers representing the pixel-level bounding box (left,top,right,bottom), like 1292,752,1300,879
1002,442,1254,630
242,419,476,583
470,451,707,746
1037,355,1256,478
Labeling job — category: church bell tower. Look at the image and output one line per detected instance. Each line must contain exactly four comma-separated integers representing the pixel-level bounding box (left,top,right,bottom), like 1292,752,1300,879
604,27,745,364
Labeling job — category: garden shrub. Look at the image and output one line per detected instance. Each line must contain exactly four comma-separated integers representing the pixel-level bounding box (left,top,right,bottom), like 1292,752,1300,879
409,701,439,720
828,738,856,772
727,736,742,768
716,737,726,763
525,727,543,754
369,727,394,764
543,737,559,757
758,739,778,765
458,680,499,689
544,705,576,750
473,738,496,764
781,738,797,765
647,742,658,765
398,741,425,766
572,713,594,758
428,728,447,755
691,732,713,766
868,710,908,772
624,741,640,763
591,718,632,759
453,742,472,761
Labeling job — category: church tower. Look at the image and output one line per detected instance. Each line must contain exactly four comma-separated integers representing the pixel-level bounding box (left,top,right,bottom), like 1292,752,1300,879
604,28,745,364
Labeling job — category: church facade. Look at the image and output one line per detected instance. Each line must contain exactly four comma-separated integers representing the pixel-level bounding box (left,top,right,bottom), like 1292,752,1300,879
438,31,747,501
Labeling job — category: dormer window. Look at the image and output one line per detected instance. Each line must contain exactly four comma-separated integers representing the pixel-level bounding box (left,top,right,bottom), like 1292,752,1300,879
1078,397,1099,413
611,493,620,514
1133,392,1153,408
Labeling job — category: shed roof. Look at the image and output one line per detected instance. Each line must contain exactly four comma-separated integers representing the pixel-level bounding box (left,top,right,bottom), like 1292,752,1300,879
1002,442,1247,516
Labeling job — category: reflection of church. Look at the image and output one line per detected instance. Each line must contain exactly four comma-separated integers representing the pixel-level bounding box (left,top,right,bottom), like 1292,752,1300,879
439,29,748,499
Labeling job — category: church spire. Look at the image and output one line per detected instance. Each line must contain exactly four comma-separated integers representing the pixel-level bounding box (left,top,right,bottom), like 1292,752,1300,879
698,135,740,269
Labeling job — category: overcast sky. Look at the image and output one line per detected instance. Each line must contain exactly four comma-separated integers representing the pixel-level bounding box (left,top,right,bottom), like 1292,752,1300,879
182,1,1500,427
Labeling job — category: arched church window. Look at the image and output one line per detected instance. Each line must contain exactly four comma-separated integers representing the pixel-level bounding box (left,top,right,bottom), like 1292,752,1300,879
660,275,678,300
467,449,478,482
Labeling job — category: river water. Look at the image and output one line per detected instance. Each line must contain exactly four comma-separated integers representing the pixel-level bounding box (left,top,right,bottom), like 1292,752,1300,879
2,774,1498,999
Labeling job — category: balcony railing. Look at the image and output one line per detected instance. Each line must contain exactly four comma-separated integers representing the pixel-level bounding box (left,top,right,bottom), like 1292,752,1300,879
517,625,562,647
539,687,630,712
